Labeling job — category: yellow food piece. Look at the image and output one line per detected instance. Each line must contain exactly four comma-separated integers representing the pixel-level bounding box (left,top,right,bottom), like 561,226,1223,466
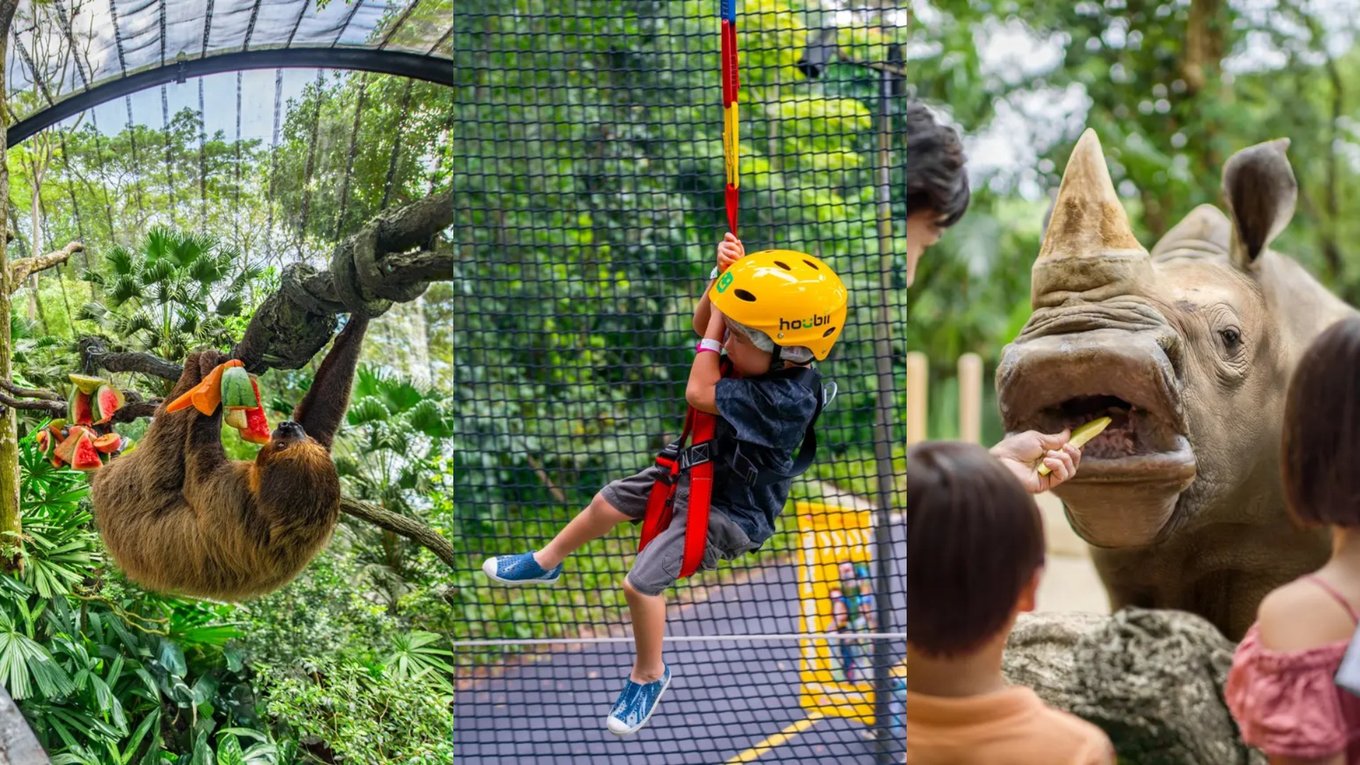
1037,416,1112,477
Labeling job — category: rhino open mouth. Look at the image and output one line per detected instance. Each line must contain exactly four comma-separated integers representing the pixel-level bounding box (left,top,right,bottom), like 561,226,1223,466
996,328,1198,547
1026,393,1195,480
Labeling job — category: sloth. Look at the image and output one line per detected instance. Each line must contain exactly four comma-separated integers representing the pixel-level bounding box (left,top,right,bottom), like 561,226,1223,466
89,316,368,600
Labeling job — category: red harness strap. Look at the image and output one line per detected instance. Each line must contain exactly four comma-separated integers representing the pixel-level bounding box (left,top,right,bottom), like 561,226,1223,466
638,406,717,579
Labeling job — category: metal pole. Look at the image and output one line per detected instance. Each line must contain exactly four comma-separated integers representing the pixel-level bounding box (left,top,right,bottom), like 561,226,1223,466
870,44,904,765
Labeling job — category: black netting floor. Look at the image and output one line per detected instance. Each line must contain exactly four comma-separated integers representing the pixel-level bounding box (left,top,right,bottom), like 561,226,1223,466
455,519,905,763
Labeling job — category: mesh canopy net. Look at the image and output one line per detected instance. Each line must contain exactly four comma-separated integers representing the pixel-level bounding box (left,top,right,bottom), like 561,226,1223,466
452,2,906,763
7,0,452,142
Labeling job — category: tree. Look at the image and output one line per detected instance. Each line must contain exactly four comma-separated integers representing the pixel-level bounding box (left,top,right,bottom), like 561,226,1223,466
334,368,453,610
78,229,255,364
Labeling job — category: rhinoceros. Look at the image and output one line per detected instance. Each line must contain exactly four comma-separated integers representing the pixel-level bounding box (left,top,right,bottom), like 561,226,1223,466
996,129,1351,640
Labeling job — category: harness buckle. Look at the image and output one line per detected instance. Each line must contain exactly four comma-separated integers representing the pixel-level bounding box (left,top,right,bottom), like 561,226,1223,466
680,442,712,470
652,463,681,487
732,449,760,488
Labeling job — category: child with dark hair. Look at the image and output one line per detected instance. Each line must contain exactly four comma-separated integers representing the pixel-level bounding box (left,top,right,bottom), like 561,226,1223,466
906,441,1115,764
1227,316,1360,763
906,99,970,287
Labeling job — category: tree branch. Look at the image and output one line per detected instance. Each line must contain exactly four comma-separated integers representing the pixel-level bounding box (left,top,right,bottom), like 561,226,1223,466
340,496,455,569
232,191,453,372
8,241,81,287
0,380,61,401
381,249,450,285
74,193,453,380
77,337,182,381
0,391,61,415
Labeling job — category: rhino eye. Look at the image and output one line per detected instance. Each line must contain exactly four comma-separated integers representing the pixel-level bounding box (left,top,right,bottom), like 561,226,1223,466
1219,327,1242,351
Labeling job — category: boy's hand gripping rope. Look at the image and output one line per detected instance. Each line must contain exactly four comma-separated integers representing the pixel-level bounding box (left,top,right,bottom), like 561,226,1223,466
639,1,738,580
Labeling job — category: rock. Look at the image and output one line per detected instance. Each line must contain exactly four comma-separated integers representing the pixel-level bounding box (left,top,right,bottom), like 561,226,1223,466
1002,608,1265,765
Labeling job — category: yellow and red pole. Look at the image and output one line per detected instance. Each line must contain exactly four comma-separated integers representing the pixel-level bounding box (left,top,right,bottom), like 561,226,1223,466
721,0,740,235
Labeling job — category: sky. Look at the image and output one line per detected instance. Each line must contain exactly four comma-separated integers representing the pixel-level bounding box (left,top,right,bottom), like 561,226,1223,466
66,69,322,145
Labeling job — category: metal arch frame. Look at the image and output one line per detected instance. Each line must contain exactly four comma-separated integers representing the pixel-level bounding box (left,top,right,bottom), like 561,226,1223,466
8,47,453,146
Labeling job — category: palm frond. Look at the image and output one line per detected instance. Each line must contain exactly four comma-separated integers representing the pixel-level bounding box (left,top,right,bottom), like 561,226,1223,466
106,275,142,306
407,399,453,438
75,302,107,323
346,397,391,426
143,227,172,264
103,247,134,276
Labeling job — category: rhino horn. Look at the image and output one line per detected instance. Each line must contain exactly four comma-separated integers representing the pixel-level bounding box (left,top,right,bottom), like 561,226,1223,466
1038,129,1147,262
1032,130,1151,304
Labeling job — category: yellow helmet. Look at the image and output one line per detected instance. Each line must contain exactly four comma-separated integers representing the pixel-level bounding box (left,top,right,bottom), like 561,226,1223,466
709,250,848,361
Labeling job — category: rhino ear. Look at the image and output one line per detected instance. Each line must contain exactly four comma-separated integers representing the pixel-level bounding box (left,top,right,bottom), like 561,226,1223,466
1222,138,1297,269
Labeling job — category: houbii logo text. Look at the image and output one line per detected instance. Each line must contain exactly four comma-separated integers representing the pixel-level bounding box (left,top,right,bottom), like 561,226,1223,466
779,314,831,331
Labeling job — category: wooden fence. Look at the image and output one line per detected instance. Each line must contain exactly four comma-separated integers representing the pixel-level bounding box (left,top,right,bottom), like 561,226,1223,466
905,351,985,445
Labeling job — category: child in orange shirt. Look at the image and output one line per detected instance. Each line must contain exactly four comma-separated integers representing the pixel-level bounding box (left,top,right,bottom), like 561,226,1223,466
906,441,1116,764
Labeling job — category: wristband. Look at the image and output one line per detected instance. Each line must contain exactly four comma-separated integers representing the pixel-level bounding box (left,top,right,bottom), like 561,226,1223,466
709,265,720,281
697,339,722,354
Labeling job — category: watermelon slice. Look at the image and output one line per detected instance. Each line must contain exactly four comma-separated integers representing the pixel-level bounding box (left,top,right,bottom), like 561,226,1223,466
238,406,271,445
68,389,94,426
68,374,104,395
92,433,122,454
94,385,126,424
235,375,270,445
220,367,257,410
225,408,248,430
54,429,83,465
69,431,103,471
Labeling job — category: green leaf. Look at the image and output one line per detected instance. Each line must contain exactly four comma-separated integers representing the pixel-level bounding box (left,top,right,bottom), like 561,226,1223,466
214,295,242,317
105,247,134,276
223,647,244,674
407,400,453,438
124,710,161,765
189,729,212,765
157,639,187,678
213,732,245,765
345,397,391,425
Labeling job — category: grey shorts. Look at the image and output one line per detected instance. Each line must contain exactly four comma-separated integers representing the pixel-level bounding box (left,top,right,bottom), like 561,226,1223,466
602,464,760,596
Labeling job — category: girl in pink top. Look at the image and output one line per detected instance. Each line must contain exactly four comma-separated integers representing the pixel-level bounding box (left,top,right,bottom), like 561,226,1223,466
1227,316,1360,764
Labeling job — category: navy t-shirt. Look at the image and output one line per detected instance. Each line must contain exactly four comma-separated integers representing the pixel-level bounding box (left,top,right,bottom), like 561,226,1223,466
711,366,823,544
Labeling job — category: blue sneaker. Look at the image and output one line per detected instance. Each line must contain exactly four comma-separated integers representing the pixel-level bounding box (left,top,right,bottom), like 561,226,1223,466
481,552,563,586
606,665,672,736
